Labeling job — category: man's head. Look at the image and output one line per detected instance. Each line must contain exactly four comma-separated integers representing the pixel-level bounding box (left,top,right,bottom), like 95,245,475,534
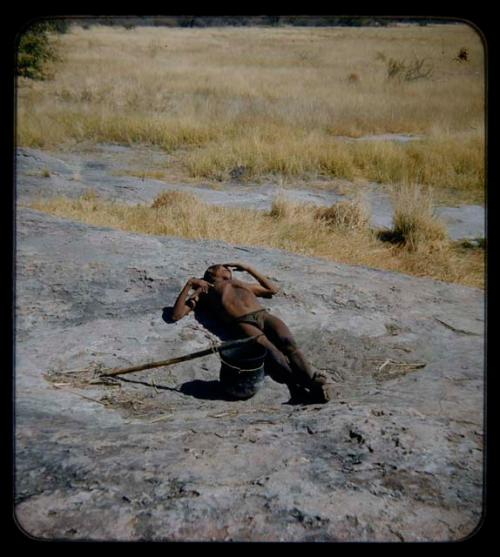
203,264,232,284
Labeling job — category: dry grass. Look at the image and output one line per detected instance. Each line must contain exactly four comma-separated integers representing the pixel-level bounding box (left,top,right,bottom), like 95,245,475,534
181,131,484,202
17,23,485,201
314,195,370,231
116,168,168,182
150,189,201,209
25,191,484,288
387,183,449,250
269,192,316,220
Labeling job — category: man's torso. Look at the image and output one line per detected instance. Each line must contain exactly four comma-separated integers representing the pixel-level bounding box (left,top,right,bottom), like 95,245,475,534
203,279,263,321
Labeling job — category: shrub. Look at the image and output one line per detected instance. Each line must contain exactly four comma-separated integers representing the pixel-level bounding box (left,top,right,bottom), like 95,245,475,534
455,47,469,63
315,196,371,232
270,194,293,218
269,193,311,220
151,190,202,209
386,183,448,251
17,20,62,80
47,19,70,34
270,193,371,235
386,57,433,82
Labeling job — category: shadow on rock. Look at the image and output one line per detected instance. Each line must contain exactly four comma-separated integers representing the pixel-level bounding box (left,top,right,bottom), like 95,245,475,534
161,306,176,324
116,376,180,392
179,379,242,401
117,372,245,402
162,305,242,342
193,308,241,341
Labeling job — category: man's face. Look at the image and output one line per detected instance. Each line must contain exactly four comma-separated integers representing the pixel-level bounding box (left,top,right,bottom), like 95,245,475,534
205,265,232,283
220,266,232,280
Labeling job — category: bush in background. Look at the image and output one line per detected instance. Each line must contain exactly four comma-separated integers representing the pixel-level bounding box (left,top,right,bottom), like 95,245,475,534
382,183,448,251
315,196,371,232
17,19,68,80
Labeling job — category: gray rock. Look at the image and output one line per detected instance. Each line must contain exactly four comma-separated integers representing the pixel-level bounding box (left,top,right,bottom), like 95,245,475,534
435,205,486,241
15,206,484,542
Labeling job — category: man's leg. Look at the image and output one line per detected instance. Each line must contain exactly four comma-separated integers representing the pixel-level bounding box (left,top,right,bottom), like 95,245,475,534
262,313,336,403
235,322,307,394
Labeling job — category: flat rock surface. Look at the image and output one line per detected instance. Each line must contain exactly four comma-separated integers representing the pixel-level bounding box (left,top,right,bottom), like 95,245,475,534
17,146,485,240
15,204,485,541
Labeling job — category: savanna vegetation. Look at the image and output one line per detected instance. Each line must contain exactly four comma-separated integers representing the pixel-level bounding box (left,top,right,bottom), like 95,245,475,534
17,22,485,201
28,188,484,288
17,21,485,288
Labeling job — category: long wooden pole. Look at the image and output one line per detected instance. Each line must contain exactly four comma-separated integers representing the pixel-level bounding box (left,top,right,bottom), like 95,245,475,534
101,334,263,378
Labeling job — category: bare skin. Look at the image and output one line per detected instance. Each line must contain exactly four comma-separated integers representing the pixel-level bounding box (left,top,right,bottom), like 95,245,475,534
172,263,335,403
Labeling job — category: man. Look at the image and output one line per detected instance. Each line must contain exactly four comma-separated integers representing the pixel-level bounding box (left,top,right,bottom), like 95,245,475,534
172,262,335,403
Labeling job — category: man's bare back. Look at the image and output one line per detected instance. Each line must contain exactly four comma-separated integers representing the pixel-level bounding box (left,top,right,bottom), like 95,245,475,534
172,263,335,404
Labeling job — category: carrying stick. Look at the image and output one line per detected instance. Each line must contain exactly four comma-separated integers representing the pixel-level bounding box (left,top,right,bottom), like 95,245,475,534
101,334,263,378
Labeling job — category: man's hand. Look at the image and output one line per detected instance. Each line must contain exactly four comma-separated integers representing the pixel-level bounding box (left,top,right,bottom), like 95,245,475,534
224,263,279,297
189,278,211,293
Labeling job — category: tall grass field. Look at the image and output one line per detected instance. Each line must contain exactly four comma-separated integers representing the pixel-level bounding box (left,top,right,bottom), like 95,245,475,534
17,23,485,202
17,22,486,288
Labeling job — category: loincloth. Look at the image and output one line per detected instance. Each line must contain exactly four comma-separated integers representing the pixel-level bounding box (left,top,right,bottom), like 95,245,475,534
234,309,268,331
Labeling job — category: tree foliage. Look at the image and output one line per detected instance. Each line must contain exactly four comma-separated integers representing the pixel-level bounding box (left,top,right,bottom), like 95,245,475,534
17,20,68,80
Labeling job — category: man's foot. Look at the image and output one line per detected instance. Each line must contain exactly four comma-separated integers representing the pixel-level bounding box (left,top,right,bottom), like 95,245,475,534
286,383,312,405
308,371,338,404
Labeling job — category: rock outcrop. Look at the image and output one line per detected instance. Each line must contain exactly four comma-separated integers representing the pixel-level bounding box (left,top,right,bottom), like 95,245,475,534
15,204,484,541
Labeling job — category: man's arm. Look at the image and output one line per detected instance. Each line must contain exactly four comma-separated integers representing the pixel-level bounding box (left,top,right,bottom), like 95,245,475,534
171,278,210,321
225,263,279,298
